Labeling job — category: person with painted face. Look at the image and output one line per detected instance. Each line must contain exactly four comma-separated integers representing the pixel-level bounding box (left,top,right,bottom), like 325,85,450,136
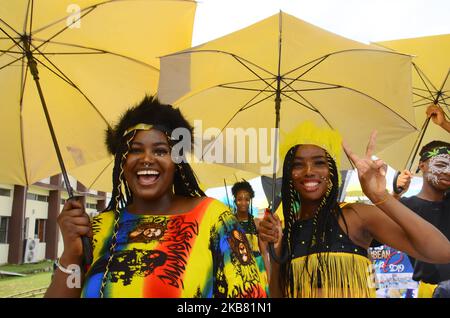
258,121,450,298
394,102,449,198
398,141,450,298
231,180,269,293
44,96,267,298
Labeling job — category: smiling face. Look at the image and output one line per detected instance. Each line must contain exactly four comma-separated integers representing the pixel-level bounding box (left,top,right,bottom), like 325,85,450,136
235,190,251,215
123,129,176,204
291,145,330,203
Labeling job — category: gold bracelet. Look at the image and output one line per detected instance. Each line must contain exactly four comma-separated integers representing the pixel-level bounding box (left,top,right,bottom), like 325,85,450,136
372,193,390,206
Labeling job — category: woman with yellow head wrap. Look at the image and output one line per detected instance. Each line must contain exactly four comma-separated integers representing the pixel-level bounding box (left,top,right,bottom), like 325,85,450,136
259,121,450,298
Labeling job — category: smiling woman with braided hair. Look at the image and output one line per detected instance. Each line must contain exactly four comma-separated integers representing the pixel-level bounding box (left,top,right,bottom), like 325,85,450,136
231,180,270,294
259,121,450,298
44,96,266,298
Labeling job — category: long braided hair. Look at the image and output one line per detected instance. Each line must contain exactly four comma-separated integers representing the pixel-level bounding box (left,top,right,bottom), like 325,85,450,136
99,95,205,297
231,180,257,234
279,145,349,295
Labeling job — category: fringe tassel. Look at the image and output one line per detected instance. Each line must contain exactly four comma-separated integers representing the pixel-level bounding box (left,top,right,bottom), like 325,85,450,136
290,252,376,298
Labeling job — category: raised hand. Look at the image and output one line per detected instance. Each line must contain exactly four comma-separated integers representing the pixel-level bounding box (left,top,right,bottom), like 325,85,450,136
426,103,445,126
342,131,388,202
426,103,450,133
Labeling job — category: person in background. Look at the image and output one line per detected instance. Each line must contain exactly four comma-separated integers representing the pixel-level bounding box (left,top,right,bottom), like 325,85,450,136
393,102,450,298
395,140,450,298
231,180,270,294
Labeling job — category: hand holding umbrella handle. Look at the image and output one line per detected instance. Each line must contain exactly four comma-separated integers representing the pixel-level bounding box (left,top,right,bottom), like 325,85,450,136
393,169,412,195
263,208,288,264
393,171,404,194
68,196,93,267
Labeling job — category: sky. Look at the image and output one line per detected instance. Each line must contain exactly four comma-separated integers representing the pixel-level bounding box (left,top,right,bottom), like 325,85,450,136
198,0,449,209
192,0,450,46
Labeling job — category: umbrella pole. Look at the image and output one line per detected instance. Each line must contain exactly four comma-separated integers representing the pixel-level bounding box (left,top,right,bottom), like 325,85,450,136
23,41,74,198
393,115,431,194
270,87,281,213
223,179,232,211
393,94,444,194
24,41,92,265
268,78,288,264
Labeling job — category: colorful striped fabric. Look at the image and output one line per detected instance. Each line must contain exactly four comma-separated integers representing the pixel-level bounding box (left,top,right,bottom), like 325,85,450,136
81,198,267,298
239,219,269,295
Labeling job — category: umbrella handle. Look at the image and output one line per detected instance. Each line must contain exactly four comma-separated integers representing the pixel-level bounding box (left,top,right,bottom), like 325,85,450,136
268,242,288,264
392,171,404,194
68,196,93,267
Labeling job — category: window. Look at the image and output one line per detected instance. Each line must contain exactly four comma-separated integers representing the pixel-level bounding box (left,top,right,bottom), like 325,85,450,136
0,188,11,197
34,219,46,242
27,193,48,202
24,218,29,240
0,217,9,243
86,203,97,210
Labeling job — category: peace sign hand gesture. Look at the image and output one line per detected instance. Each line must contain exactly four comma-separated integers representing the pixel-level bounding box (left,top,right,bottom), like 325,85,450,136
343,131,388,203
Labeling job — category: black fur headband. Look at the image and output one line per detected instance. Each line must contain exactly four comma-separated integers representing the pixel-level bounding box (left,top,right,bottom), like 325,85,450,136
105,95,194,155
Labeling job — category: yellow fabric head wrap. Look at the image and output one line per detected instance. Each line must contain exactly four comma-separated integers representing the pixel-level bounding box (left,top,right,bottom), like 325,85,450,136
279,121,343,185
123,123,154,136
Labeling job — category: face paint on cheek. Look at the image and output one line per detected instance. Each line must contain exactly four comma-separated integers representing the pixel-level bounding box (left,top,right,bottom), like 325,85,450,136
427,154,450,185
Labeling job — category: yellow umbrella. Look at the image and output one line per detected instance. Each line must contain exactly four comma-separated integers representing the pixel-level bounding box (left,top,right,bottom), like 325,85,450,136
158,11,416,180
0,0,196,195
374,34,450,174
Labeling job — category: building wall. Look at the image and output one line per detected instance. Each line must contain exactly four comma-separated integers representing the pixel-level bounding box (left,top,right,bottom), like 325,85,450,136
0,179,107,264
24,186,50,263
0,183,13,217
0,184,13,264
0,244,9,264
25,187,49,238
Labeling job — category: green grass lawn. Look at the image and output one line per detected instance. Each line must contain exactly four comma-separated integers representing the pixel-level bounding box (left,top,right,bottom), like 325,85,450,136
0,260,53,274
0,260,53,297
0,271,52,297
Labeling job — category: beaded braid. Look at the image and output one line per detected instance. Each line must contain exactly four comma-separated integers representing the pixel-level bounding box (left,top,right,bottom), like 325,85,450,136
99,130,136,298
280,147,299,257
174,161,206,197
246,202,258,234
279,146,299,293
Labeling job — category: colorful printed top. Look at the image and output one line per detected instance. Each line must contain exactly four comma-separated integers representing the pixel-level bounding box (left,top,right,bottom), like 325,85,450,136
238,218,269,295
81,198,267,298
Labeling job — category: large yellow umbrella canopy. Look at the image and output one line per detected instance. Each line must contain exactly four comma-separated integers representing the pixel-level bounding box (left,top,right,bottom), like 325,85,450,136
374,34,450,172
158,11,416,177
0,0,196,187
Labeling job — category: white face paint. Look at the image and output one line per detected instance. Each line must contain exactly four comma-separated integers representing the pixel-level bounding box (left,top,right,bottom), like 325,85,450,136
425,154,450,186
